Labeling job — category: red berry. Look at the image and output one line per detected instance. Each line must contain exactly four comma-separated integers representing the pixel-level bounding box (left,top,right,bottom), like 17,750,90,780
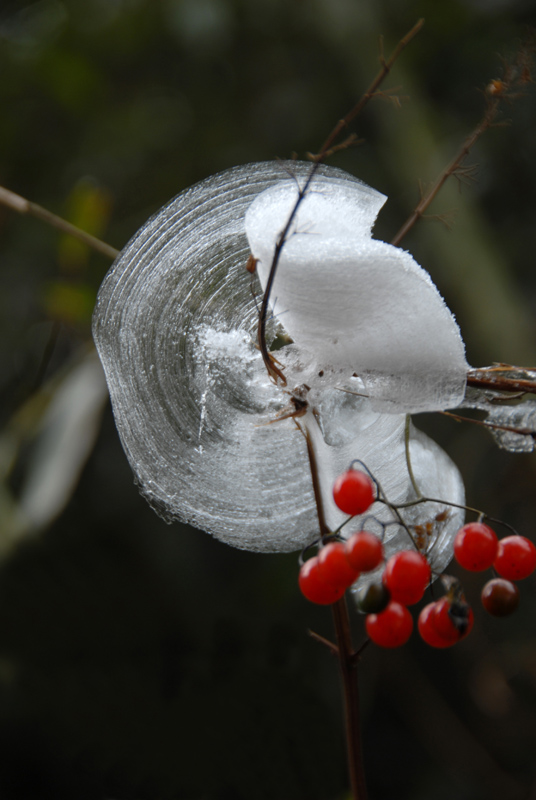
317,542,360,589
298,558,346,605
481,578,520,616
345,531,383,572
418,603,453,648
332,470,375,516
453,522,498,571
382,550,431,606
493,536,536,581
432,597,474,642
365,601,413,648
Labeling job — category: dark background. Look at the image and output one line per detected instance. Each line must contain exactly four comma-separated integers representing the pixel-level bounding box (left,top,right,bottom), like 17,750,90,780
1,0,536,798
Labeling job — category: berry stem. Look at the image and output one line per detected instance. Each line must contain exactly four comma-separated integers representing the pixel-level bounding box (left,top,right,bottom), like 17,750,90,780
392,495,521,537
299,417,369,799
373,472,421,552
308,629,339,656
331,596,369,800
297,417,330,537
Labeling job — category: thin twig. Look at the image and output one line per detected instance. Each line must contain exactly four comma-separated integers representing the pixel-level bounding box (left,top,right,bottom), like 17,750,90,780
441,409,535,439
0,185,119,260
257,19,425,382
466,368,536,396
332,597,369,800
308,629,339,656
297,416,330,536
391,41,534,246
300,416,368,800
316,19,424,161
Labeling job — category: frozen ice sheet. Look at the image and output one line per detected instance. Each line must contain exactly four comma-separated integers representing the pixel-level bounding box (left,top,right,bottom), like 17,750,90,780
93,161,465,558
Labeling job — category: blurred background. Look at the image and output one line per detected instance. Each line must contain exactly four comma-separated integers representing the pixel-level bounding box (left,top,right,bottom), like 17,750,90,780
1,0,536,797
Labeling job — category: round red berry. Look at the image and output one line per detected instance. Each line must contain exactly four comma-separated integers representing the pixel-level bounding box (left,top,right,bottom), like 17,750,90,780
382,550,431,606
298,558,346,605
332,470,375,516
317,542,359,589
481,578,520,616
432,597,474,642
453,522,498,571
365,601,413,648
418,603,453,648
345,531,383,572
493,535,536,581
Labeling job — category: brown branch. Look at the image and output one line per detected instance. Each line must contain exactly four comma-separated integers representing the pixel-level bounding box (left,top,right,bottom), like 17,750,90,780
308,629,339,656
332,597,369,800
299,418,330,537
391,101,500,246
0,185,119,261
257,19,425,382
466,369,536,396
441,409,535,439
306,133,364,162
391,41,535,246
300,418,368,800
314,19,424,162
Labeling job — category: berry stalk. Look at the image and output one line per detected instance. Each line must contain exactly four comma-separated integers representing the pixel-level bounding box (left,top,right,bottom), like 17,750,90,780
331,595,369,800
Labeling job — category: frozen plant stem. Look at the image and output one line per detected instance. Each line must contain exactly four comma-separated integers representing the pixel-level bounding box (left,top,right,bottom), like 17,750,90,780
257,18,424,381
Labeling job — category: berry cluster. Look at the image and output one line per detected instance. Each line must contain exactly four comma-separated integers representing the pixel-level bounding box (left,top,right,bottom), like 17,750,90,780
298,466,536,650
299,531,384,605
453,522,536,617
299,468,381,606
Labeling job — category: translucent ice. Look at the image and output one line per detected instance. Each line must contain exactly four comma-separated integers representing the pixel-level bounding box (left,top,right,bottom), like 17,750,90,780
93,161,466,558
462,388,536,453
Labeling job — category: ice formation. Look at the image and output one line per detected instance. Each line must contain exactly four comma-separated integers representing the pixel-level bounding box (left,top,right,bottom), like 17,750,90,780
92,161,467,573
245,179,468,412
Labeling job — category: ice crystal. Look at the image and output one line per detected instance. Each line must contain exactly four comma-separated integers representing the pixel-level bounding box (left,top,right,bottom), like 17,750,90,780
93,161,466,565
462,388,536,453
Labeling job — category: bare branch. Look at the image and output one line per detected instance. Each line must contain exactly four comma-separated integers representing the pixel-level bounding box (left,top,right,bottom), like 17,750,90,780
257,18,425,382
308,629,339,656
0,185,119,261
441,409,536,439
466,365,536,396
392,38,535,246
